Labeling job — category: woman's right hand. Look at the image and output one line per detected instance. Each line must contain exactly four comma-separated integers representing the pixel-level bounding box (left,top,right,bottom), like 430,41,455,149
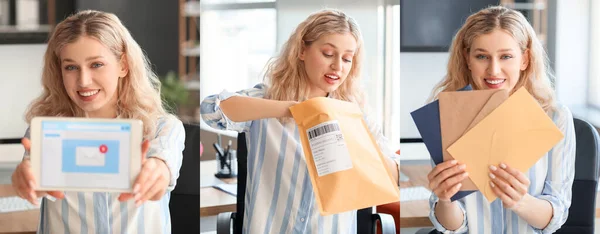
427,160,469,202
11,138,64,205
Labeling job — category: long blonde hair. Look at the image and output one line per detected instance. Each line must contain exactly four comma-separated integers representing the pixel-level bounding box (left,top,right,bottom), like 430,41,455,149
25,10,168,138
264,9,365,107
430,6,555,111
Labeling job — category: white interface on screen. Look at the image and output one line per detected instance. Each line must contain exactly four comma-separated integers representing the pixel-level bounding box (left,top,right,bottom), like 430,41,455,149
40,121,132,189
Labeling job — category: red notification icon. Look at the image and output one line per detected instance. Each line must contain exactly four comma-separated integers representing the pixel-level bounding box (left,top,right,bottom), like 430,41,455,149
99,144,108,153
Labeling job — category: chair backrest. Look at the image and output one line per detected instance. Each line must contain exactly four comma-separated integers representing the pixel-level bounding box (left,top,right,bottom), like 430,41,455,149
555,117,600,234
172,123,201,195
170,123,201,234
233,132,247,234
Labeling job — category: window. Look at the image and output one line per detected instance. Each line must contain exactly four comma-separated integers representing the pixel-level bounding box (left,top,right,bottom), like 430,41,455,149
199,1,276,134
589,1,600,107
388,3,400,145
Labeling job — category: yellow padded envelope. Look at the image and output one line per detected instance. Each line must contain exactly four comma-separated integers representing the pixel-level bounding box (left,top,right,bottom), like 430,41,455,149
289,97,400,215
439,89,509,191
447,87,564,202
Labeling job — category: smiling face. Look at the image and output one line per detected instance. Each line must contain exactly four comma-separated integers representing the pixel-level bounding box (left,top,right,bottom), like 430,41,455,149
299,32,357,98
466,28,529,93
60,36,128,118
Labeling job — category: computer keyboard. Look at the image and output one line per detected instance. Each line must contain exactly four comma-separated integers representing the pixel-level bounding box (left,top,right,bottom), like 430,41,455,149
400,186,432,202
0,196,40,213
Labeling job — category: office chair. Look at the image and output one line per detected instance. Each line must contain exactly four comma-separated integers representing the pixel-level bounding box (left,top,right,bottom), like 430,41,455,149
217,132,397,234
169,123,201,234
555,117,600,233
416,117,600,234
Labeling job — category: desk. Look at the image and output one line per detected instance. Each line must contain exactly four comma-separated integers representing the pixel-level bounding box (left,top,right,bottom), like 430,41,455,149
399,164,432,228
200,160,237,217
399,163,600,228
0,184,38,234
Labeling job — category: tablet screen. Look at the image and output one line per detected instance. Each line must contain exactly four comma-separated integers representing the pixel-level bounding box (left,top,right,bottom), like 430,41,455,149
40,120,132,190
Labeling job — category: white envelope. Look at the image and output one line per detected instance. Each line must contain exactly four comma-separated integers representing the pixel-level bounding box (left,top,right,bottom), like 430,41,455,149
76,146,105,166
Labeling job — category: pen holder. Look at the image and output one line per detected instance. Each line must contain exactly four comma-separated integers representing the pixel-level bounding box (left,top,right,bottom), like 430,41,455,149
215,149,237,178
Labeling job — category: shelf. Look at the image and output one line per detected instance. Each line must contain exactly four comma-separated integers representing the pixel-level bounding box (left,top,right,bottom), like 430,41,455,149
185,79,200,91
182,72,200,82
184,1,201,17
181,72,200,91
181,40,200,57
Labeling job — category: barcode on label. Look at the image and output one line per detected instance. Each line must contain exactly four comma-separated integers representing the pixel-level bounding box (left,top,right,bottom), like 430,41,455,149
308,123,340,140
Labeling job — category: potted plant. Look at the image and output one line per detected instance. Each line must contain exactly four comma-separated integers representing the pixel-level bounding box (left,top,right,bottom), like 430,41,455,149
160,71,189,115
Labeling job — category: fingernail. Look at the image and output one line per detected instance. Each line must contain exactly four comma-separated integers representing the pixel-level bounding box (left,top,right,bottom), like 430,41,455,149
134,193,141,200
459,164,466,170
500,163,507,169
456,183,462,189
463,172,469,177
489,173,496,179
490,181,495,187
489,165,497,171
133,184,140,194
450,160,457,165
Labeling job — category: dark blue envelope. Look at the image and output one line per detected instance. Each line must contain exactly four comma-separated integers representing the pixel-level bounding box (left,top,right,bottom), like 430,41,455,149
410,85,475,201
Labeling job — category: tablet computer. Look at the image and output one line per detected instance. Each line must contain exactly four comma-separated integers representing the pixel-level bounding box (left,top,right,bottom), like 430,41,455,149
29,117,143,193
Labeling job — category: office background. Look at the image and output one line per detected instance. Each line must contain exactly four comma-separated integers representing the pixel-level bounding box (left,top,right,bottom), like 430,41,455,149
1,0,599,233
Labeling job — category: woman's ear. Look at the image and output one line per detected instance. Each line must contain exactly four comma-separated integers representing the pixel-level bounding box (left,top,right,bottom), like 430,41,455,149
521,49,530,71
299,41,306,61
118,55,129,78
463,48,472,70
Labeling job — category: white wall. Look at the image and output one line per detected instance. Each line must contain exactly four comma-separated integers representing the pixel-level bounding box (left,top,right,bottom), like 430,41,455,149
0,44,45,139
553,0,590,107
589,0,600,104
399,52,448,139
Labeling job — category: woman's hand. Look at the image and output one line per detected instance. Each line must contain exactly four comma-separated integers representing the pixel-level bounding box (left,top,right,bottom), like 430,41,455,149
11,138,65,205
489,163,530,210
118,141,171,206
427,160,469,202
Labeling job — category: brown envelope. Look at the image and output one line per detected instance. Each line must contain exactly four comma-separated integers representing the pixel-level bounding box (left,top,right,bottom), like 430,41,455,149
447,87,564,202
289,97,400,215
439,89,509,191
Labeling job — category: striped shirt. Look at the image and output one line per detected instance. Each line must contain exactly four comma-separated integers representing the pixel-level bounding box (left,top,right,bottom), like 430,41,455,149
429,104,576,234
25,115,186,234
200,83,401,234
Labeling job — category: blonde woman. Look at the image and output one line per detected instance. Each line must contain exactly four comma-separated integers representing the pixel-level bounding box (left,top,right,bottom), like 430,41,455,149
201,9,400,233
11,10,185,233
426,6,576,233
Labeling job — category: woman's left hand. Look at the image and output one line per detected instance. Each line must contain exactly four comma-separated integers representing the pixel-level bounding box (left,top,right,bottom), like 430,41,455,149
489,163,531,210
118,141,171,206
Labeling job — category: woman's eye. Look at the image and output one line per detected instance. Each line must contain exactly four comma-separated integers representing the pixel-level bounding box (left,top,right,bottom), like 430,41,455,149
92,63,104,68
476,54,488,60
323,53,333,57
65,65,77,71
501,55,513,60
